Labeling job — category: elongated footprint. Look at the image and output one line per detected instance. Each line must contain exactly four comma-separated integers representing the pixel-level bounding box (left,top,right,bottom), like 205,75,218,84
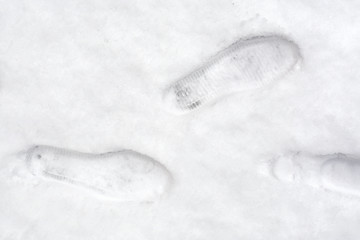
163,35,301,113
259,152,360,197
26,145,172,202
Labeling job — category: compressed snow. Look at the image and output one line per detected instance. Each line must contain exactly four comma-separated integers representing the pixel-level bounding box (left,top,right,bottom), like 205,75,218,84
26,145,172,202
1,0,360,239
163,35,301,113
259,152,360,197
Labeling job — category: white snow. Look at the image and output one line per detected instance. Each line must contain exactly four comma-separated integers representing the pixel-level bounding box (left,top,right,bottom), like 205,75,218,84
26,145,172,202
163,36,301,113
1,0,360,239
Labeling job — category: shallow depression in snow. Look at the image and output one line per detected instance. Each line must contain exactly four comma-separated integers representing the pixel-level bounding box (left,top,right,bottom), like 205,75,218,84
1,0,360,239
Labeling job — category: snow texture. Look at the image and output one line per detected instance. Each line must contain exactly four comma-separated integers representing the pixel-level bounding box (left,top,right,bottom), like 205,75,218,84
26,145,172,202
1,0,360,239
259,152,360,197
163,35,301,113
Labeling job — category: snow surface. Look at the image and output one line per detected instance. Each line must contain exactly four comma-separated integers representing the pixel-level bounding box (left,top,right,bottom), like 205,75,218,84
163,35,301,113
1,0,360,239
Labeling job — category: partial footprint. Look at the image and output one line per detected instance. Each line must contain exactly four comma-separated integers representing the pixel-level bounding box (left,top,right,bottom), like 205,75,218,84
259,152,360,197
25,145,172,202
163,35,301,113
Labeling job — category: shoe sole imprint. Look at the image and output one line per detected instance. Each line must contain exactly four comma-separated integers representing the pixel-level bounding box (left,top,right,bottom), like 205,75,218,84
261,152,360,197
163,35,301,113
26,145,172,202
